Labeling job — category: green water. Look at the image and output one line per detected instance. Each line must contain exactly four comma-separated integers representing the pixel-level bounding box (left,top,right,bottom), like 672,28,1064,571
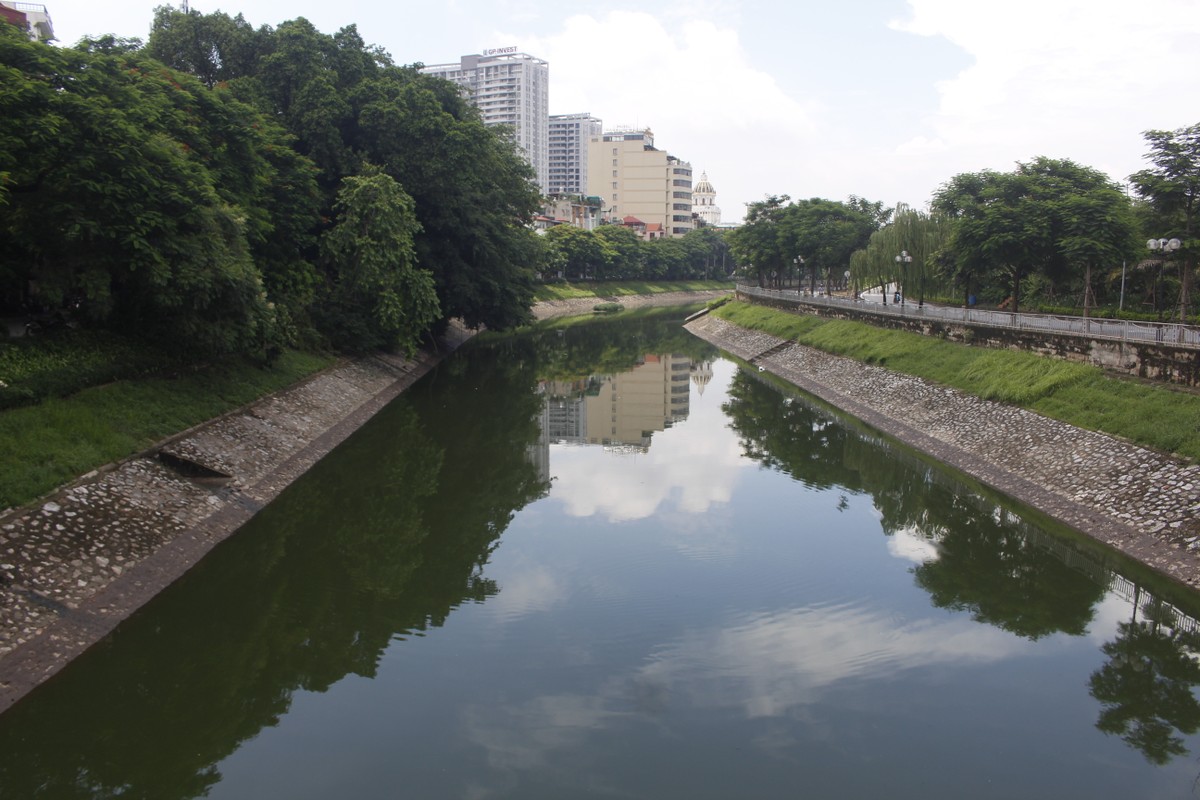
1,311,1198,799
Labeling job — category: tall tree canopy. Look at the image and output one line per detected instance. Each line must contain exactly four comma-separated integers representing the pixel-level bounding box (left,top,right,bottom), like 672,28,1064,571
319,167,439,353
147,9,544,332
728,196,882,290
1129,123,1200,320
932,157,1136,314
0,26,314,356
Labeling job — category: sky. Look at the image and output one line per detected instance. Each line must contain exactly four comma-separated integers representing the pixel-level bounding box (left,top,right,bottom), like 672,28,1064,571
39,0,1200,223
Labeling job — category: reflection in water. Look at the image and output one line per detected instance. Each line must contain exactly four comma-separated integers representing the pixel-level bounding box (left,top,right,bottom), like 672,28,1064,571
721,367,1200,765
531,350,738,523
1090,600,1200,764
1,312,1199,797
0,335,550,799
636,602,1029,718
536,354,699,451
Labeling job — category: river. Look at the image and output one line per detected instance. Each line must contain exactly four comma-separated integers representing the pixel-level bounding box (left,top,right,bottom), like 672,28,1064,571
1,309,1198,799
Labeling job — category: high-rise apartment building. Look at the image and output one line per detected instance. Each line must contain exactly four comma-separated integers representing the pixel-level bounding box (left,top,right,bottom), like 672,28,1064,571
587,128,693,237
548,113,602,197
420,49,550,192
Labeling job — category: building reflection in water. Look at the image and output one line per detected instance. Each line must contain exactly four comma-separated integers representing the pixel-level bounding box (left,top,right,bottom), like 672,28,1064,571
528,355,713,480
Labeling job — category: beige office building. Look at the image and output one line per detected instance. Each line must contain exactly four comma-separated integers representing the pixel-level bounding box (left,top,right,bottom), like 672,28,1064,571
587,129,693,237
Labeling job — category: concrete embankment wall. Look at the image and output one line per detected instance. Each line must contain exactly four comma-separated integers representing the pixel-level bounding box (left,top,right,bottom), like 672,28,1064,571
0,330,470,712
740,290,1200,386
685,314,1200,590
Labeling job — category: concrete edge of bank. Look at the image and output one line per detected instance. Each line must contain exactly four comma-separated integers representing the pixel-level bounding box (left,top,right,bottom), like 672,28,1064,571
684,314,1200,592
0,326,473,713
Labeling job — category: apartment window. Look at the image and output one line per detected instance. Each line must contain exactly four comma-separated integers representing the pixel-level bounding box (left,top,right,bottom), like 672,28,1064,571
612,170,618,177
612,182,618,189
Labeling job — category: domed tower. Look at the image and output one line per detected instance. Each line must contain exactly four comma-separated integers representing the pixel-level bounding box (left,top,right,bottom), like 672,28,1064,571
692,171,721,226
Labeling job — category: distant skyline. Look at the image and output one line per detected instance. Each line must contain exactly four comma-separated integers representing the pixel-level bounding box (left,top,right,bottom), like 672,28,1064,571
39,0,1200,223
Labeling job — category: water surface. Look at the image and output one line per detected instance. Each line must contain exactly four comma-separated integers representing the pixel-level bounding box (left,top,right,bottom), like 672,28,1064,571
1,312,1198,799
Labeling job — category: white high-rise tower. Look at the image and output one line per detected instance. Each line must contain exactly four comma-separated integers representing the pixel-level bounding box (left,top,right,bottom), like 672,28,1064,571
421,49,550,192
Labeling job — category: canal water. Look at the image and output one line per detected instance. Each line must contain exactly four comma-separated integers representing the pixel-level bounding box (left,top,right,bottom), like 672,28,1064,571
2,310,1199,799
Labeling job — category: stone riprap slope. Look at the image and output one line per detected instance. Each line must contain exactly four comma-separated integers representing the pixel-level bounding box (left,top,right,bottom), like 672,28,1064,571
686,315,1200,587
0,347,448,711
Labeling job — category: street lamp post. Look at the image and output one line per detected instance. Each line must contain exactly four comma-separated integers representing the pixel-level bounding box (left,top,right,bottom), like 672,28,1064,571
1147,238,1182,320
794,256,804,294
894,250,912,307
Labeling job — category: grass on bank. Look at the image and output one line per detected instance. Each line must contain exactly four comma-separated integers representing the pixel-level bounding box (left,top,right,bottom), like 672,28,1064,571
0,350,333,510
713,300,1200,462
533,279,733,302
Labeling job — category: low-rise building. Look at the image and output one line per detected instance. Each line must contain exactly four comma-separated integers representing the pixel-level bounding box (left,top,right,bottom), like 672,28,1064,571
1,2,54,41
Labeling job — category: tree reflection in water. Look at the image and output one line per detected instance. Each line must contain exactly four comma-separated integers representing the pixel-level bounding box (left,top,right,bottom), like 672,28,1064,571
1089,600,1200,764
722,366,1200,765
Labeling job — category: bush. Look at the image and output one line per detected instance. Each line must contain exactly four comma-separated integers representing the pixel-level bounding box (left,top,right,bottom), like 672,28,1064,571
593,302,623,313
0,330,189,410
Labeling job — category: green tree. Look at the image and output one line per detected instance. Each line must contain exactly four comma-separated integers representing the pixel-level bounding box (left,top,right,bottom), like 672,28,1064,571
144,6,266,89
319,167,439,353
933,157,1135,314
0,27,285,356
594,224,644,280
149,9,544,333
728,195,790,288
542,225,612,281
1129,123,1200,321
781,197,881,295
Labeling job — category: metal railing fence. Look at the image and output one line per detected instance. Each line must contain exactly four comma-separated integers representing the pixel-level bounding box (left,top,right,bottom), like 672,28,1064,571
736,284,1200,349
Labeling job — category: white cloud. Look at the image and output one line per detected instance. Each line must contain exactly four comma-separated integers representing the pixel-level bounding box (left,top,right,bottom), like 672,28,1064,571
460,600,1031,781
639,602,1031,718
486,563,570,622
890,0,1200,199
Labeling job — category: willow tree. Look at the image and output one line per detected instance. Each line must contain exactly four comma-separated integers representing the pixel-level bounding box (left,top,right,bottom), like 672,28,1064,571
849,205,953,306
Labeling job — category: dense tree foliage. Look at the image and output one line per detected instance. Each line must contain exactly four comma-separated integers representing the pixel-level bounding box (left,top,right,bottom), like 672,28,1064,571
539,224,732,282
931,157,1138,314
727,196,883,290
1,9,546,359
319,167,439,352
146,9,545,333
0,27,314,356
1130,123,1200,321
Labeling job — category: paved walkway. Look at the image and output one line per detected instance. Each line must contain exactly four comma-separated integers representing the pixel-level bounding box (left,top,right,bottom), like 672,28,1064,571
685,315,1200,587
